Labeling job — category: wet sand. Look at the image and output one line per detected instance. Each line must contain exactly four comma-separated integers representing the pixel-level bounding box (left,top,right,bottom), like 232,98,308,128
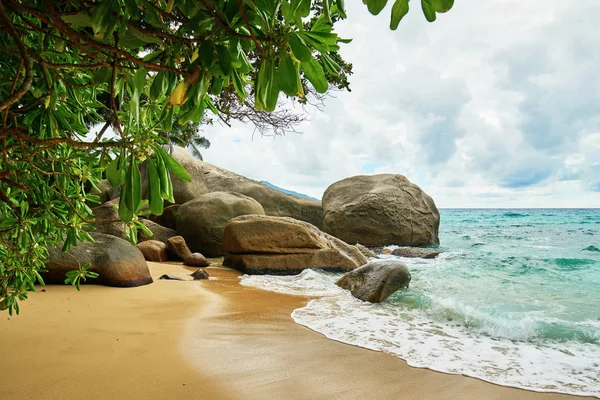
0,262,591,400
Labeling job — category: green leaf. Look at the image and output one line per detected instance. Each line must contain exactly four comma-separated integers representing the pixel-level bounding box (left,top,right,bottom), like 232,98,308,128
133,67,147,94
119,184,134,222
153,145,191,183
390,0,410,30
429,0,453,12
277,52,298,96
336,0,347,18
198,42,214,68
366,0,388,15
421,0,437,21
150,71,168,101
129,26,163,44
297,0,311,17
301,58,328,93
216,45,232,76
320,53,341,76
91,0,113,35
232,69,247,99
147,157,163,215
105,157,120,187
130,158,141,213
288,34,312,63
61,13,92,27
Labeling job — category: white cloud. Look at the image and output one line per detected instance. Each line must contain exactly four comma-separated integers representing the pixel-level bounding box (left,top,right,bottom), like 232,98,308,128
200,0,600,207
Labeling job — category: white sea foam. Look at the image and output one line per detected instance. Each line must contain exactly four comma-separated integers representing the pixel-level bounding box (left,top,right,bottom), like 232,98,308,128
240,270,600,398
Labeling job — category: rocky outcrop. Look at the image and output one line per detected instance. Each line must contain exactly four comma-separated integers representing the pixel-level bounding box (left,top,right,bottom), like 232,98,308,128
167,236,192,260
222,215,368,275
149,204,180,230
322,174,440,247
136,240,168,262
336,260,411,303
90,179,120,204
44,233,152,287
184,253,210,267
137,219,178,245
381,248,393,255
158,146,324,228
176,192,265,256
392,247,440,259
89,199,126,240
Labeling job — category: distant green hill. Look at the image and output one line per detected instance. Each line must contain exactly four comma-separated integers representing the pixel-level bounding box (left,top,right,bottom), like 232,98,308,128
260,181,320,202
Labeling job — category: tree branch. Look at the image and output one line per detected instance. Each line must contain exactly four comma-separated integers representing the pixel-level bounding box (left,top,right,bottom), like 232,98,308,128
0,1,33,112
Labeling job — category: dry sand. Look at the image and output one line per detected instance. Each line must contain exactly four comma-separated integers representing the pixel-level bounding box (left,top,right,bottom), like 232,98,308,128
0,262,592,400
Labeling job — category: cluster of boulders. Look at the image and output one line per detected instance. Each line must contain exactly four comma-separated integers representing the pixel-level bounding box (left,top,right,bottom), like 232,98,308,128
45,146,441,302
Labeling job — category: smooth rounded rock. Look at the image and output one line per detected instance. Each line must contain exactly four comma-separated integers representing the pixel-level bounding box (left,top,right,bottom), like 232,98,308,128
336,260,411,303
184,253,210,267
176,191,265,257
136,240,168,262
167,236,193,260
323,174,440,247
44,233,152,287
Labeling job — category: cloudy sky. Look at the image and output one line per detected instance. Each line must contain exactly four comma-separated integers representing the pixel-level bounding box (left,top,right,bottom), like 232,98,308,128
201,0,600,208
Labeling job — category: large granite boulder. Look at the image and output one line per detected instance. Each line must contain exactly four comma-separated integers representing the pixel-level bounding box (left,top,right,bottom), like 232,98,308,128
137,219,178,245
44,233,153,287
176,192,265,257
336,260,411,303
222,214,368,275
89,198,127,240
322,174,440,247
149,204,180,230
167,236,193,260
156,146,323,228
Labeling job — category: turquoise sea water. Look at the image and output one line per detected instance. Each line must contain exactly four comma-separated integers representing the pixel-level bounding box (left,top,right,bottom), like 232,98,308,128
241,209,600,397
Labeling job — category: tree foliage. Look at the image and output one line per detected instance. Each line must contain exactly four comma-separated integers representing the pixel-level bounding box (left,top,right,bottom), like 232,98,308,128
0,0,453,314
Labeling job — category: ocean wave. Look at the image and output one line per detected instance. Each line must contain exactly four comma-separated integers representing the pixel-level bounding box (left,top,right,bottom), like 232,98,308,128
292,294,600,397
503,212,528,218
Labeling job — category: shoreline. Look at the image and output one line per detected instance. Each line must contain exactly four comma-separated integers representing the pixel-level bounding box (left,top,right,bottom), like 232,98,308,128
1,262,594,399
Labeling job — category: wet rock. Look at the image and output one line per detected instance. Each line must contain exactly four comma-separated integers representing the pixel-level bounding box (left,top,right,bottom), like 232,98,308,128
391,247,440,259
184,253,210,267
190,269,209,280
159,274,184,281
336,260,411,303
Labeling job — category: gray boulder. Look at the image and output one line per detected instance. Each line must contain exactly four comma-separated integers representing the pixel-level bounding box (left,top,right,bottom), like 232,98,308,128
222,214,368,275
89,199,127,240
149,204,180,230
336,260,411,303
323,174,440,247
44,233,153,287
190,269,209,280
137,219,178,245
176,192,265,256
159,146,324,228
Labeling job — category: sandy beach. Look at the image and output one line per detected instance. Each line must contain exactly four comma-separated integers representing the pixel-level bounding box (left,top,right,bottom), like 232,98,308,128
0,262,591,400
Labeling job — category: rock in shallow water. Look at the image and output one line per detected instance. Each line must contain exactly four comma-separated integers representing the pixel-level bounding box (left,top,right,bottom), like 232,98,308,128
336,260,411,303
190,269,209,280
391,247,440,259
159,274,184,281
